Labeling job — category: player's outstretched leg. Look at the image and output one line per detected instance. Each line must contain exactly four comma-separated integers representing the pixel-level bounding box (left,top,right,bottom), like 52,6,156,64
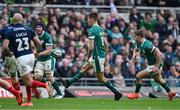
60,72,84,88
0,78,23,105
104,81,122,101
97,72,122,101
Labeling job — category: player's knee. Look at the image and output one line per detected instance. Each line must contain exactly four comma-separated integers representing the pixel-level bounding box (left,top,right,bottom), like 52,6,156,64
46,75,54,83
136,74,141,79
98,77,106,83
11,76,18,84
45,70,54,82
34,69,43,81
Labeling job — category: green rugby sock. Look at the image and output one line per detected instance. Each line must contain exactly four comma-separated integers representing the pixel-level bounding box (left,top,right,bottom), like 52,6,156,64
135,83,142,93
104,81,119,94
52,81,62,95
160,82,170,93
69,72,84,85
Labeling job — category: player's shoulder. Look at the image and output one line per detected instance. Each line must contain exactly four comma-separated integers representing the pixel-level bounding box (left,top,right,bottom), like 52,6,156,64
44,31,51,38
144,39,153,46
89,25,99,33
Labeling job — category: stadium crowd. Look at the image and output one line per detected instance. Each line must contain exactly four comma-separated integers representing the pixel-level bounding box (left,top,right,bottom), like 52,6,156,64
0,2,179,87
0,0,179,7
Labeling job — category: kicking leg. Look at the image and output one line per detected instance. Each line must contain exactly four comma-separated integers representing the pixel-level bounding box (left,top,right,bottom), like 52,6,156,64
97,72,122,101
61,62,92,88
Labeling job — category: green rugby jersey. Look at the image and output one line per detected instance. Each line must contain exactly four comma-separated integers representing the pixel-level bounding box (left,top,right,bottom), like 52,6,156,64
136,39,157,65
37,31,53,61
88,24,106,58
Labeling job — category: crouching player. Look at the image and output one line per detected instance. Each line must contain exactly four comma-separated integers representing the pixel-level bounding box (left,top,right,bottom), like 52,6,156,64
127,29,176,100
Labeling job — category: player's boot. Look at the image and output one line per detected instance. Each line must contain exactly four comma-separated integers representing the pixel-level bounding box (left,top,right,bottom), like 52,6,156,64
46,81,53,97
127,92,140,99
114,92,122,101
54,95,63,99
15,91,23,105
21,102,33,106
168,91,176,101
60,78,70,88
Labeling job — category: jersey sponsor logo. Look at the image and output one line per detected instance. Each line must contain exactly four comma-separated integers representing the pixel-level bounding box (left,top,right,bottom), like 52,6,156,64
13,27,26,31
7,26,13,30
16,32,27,37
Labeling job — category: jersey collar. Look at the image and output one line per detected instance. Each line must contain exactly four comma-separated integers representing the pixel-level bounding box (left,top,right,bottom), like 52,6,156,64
93,22,99,27
38,31,45,37
140,38,146,47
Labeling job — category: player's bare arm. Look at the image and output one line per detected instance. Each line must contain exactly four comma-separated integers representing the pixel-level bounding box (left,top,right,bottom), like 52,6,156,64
2,39,13,57
87,39,94,61
38,46,52,57
132,48,140,60
33,36,42,47
153,48,162,69
104,38,108,54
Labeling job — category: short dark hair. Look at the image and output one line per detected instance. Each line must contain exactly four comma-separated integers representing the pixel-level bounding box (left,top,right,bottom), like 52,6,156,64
88,12,98,21
134,29,144,38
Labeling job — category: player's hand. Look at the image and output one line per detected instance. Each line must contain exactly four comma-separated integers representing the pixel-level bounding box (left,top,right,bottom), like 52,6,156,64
151,65,158,73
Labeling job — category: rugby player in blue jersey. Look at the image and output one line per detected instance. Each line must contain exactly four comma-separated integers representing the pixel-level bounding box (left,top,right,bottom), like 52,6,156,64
3,13,52,106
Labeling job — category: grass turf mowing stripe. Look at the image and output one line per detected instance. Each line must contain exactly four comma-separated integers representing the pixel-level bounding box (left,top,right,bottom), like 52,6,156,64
0,98,179,109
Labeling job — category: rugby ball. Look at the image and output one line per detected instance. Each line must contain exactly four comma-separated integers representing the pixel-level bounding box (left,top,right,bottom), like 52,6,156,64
51,49,62,58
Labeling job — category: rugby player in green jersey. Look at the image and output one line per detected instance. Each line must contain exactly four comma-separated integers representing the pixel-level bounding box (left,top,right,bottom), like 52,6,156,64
34,22,63,99
60,12,122,101
127,29,176,100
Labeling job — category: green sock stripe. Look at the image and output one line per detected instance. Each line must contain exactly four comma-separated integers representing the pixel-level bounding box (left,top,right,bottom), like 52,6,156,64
160,82,171,93
52,81,62,95
104,81,119,94
135,83,142,93
51,57,55,70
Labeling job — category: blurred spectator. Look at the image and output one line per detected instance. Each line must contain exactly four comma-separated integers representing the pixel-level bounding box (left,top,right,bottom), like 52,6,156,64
167,20,180,43
154,13,167,41
110,26,123,39
56,58,71,77
163,46,174,75
110,38,121,54
112,67,126,88
140,13,157,32
104,64,113,78
129,7,143,28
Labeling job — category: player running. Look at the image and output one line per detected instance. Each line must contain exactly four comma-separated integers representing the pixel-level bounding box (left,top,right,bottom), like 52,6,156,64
60,12,122,101
0,17,21,92
3,13,52,106
34,22,63,99
127,29,176,100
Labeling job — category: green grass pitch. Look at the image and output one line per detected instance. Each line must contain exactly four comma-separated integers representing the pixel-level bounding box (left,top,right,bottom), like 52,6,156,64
0,98,179,110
